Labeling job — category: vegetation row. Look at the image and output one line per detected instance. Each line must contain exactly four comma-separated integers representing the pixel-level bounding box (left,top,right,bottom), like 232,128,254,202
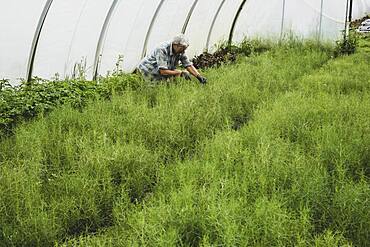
0,35,369,246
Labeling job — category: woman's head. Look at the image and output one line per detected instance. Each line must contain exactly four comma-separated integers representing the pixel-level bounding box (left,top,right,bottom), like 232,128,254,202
172,34,189,54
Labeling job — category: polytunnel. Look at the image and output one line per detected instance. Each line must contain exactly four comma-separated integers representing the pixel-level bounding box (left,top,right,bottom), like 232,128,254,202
0,0,369,85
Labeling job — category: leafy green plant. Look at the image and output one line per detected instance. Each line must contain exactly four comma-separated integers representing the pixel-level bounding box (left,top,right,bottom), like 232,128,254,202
0,74,142,139
71,57,87,80
334,31,359,57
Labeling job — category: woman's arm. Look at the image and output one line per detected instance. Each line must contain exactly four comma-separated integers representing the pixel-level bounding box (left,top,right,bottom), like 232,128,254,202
159,69,182,76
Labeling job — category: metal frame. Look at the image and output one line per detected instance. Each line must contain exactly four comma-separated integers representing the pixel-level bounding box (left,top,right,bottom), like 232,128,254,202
23,0,355,81
181,0,199,34
26,0,53,82
205,0,226,52
280,0,286,40
344,0,354,39
228,0,248,46
141,0,166,59
93,0,120,81
348,0,353,23
318,0,324,41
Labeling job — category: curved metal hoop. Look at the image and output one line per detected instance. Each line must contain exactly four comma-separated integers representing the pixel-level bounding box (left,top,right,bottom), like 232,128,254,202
182,0,199,34
318,0,324,41
280,0,286,39
93,0,120,81
26,0,53,82
141,0,166,59
228,0,247,46
205,0,226,52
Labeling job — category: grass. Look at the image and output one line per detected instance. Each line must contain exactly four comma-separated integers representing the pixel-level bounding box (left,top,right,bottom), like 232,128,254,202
0,37,369,246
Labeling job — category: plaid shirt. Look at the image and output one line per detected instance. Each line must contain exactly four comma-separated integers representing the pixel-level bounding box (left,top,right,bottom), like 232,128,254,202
137,41,193,80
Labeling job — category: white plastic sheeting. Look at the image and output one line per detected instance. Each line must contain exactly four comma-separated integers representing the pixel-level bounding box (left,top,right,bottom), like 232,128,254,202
32,0,112,80
1,0,369,84
0,0,45,83
206,0,241,52
283,0,323,38
319,0,347,39
98,0,163,76
145,0,196,58
184,0,226,57
232,0,284,42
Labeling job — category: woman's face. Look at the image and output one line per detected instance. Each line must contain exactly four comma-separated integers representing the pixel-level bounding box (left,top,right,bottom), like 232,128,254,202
173,43,188,54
